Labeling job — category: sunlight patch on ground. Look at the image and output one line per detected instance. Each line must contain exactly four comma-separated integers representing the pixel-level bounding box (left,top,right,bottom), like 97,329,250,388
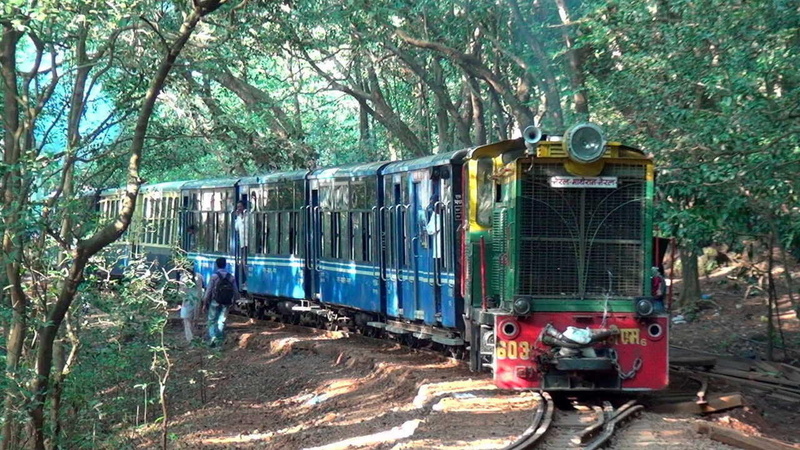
411,379,497,409
291,377,363,407
302,419,422,450
200,422,307,445
431,392,538,413
391,438,511,449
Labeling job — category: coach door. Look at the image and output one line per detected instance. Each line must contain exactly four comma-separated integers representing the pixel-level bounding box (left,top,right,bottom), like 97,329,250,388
384,176,401,318
398,177,421,320
234,190,248,289
416,171,440,326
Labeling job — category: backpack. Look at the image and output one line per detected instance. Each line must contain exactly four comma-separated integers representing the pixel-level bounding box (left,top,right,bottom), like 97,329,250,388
214,271,236,306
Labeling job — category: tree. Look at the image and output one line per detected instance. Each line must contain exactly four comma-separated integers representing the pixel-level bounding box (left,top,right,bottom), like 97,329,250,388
583,0,800,316
1,0,227,447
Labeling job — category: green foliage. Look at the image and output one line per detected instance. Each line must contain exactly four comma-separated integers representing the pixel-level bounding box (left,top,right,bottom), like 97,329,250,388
54,255,175,448
583,0,800,252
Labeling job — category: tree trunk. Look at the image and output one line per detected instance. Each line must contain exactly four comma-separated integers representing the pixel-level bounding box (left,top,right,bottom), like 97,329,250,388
27,4,224,447
48,339,66,450
432,57,451,152
553,0,589,119
395,29,536,130
466,76,486,145
766,238,776,362
678,246,701,310
358,97,371,150
506,0,565,129
383,43,470,149
1,23,26,450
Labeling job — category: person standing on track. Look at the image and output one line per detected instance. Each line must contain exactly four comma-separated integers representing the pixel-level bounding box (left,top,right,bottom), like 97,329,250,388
202,257,240,346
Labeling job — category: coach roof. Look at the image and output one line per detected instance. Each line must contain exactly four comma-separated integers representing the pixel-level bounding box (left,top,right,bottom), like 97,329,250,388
140,180,189,193
181,178,239,190
381,149,467,175
309,161,389,180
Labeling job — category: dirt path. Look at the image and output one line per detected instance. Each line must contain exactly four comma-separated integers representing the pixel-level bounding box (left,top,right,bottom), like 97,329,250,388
126,315,781,449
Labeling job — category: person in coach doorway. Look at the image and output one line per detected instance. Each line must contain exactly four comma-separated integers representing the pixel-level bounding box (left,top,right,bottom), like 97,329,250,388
233,200,249,288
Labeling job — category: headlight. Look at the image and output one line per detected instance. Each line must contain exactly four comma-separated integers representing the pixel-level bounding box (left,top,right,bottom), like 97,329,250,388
635,298,655,317
513,298,531,315
564,123,607,163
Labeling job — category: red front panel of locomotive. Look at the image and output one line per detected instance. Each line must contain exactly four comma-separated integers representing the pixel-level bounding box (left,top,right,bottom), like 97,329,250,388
494,313,669,390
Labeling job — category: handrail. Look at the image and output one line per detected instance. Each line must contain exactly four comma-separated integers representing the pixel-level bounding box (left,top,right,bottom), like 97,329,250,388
431,200,445,287
396,204,409,282
371,206,379,278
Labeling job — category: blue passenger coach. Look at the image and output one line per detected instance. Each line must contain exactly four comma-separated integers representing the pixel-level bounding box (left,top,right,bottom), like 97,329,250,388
180,178,238,285
380,151,465,334
240,170,308,301
307,162,387,314
98,151,467,349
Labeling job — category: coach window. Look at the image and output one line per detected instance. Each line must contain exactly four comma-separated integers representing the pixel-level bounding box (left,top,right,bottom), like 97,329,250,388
476,157,495,227
142,197,150,244
382,178,395,269
196,191,211,252
161,197,169,245
171,197,180,245
162,198,169,245
400,175,411,268
279,185,291,254
331,182,344,259
268,186,276,254
159,197,167,245
441,174,453,272
351,179,364,262
342,181,352,259
292,180,304,256
210,192,220,252
167,197,175,245
253,188,264,254
319,181,331,258
140,198,147,243
219,191,231,253
202,191,212,252
151,197,159,244
365,177,377,262
163,197,171,245
154,197,162,245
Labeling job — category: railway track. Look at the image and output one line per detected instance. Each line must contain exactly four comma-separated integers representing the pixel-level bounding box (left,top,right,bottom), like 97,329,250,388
504,393,644,450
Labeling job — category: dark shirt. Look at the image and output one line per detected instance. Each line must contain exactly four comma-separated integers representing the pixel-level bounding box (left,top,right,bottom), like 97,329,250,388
203,269,241,306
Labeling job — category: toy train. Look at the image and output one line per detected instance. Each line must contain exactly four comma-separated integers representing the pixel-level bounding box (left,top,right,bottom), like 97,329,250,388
99,123,668,391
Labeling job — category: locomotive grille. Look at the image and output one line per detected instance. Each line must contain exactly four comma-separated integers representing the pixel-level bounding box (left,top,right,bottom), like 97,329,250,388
491,208,508,301
518,163,647,298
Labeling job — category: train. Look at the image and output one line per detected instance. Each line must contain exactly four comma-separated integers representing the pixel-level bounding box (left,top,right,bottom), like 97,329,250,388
98,122,668,391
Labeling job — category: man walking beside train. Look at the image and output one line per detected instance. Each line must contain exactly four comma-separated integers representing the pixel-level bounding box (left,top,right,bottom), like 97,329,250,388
203,257,240,346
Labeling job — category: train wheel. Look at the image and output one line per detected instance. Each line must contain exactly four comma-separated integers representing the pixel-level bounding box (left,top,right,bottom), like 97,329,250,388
245,301,256,319
404,334,419,349
448,346,465,360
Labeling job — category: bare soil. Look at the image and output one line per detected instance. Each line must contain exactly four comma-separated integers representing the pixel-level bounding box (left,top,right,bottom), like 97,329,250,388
128,264,800,449
668,264,800,445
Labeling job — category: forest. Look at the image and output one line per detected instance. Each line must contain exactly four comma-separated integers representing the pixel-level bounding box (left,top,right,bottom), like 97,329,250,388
2,0,799,448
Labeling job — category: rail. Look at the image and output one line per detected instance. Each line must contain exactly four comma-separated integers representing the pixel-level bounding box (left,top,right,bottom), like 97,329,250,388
505,395,643,450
